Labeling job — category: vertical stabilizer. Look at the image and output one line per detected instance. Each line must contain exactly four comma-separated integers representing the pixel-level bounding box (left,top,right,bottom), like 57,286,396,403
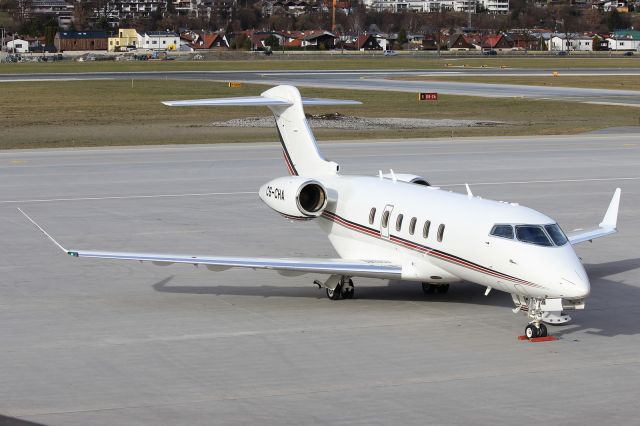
163,85,361,176
261,85,338,176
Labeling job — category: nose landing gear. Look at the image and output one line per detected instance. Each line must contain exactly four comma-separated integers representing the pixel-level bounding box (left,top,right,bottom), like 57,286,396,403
522,298,551,340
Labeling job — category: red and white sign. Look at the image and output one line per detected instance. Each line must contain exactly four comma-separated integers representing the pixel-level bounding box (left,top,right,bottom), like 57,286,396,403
419,92,438,101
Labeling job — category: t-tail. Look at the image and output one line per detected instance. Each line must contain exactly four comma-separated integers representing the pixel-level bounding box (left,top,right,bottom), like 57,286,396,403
163,85,361,176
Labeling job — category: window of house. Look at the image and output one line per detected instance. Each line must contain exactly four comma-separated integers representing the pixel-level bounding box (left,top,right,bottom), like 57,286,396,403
409,217,417,235
437,224,445,242
369,207,376,225
423,220,431,239
396,214,403,232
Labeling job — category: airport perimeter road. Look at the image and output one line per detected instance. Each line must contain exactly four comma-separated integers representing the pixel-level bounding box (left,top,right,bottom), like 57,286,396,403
2,68,640,106
1,134,639,425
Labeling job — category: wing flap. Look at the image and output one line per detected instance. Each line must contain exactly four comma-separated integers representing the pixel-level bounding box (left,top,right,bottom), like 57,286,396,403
68,250,402,279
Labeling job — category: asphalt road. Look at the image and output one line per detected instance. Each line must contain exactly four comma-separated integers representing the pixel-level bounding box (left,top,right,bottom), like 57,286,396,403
2,68,640,106
1,134,639,425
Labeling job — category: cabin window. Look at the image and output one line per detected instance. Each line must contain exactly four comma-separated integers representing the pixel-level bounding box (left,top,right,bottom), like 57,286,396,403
369,207,376,225
490,224,514,240
437,224,445,242
423,220,431,239
409,217,417,235
396,214,404,231
382,210,390,228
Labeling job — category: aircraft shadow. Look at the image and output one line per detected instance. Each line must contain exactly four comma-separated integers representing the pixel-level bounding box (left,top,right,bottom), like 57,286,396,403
152,258,640,337
152,276,514,308
550,258,640,338
0,414,46,426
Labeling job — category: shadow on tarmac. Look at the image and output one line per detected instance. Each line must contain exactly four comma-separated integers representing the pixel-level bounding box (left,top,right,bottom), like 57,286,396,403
0,415,46,426
152,257,640,337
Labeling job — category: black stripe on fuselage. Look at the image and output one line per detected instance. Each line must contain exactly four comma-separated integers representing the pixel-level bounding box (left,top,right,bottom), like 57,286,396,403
321,210,541,289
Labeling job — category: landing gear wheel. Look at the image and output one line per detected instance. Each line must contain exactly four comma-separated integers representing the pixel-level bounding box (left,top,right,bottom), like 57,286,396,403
436,284,450,294
342,279,355,299
538,323,548,338
525,324,539,339
422,283,435,294
326,284,343,301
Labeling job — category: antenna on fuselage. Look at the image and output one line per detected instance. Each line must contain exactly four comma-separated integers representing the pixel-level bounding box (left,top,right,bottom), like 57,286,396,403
465,183,473,199
389,169,397,183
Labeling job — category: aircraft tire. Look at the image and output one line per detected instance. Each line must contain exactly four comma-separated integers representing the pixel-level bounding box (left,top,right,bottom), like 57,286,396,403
538,323,548,337
326,285,343,300
525,324,539,339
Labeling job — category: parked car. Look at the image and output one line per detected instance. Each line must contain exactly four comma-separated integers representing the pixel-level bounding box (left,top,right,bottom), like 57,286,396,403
483,50,497,56
556,51,568,56
383,50,398,57
623,51,634,56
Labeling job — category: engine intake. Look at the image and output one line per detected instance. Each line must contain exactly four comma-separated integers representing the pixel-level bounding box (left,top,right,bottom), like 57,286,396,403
259,176,328,219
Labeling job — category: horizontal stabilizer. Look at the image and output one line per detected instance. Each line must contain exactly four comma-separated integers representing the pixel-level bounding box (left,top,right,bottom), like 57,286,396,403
162,97,361,107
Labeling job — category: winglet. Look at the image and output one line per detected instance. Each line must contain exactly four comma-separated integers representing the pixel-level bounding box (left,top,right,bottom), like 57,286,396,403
599,188,621,229
17,208,69,254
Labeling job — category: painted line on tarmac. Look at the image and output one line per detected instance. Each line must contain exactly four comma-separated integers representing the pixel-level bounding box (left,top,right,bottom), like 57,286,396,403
0,191,256,204
440,176,640,187
2,177,637,205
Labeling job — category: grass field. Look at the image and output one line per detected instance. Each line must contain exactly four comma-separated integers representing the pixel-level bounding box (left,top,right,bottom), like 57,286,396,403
0,55,639,74
1,80,639,149
398,75,640,91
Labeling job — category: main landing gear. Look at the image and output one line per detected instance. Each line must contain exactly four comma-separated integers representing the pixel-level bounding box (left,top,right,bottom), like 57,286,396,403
316,275,354,300
421,283,449,295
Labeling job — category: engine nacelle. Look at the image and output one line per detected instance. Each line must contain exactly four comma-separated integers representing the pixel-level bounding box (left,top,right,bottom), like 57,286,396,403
380,173,430,186
259,176,328,220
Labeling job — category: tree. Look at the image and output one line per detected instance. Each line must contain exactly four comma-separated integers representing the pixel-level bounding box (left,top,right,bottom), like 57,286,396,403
606,9,630,31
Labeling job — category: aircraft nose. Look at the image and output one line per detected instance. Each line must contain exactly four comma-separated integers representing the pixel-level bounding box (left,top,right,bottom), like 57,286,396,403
561,260,590,299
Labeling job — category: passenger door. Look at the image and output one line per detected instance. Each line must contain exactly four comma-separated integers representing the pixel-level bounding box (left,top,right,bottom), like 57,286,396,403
380,204,394,239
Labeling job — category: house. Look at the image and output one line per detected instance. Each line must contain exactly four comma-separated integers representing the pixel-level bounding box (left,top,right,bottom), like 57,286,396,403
108,29,140,52
54,31,108,51
481,34,514,51
7,39,29,53
301,30,336,50
606,30,640,51
507,33,544,51
448,33,475,51
354,34,382,51
549,34,596,52
181,31,229,50
138,31,180,51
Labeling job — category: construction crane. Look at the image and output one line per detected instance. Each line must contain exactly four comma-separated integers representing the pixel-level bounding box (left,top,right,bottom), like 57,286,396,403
332,0,337,33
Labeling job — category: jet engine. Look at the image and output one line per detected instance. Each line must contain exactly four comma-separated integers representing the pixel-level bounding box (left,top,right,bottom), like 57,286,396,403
259,176,328,219
380,173,430,186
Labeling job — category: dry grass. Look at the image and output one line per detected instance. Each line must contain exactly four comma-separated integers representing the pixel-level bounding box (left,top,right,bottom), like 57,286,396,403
1,80,639,149
1,55,639,74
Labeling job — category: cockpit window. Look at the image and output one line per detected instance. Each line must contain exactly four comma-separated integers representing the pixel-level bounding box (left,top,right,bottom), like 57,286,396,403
515,225,553,247
490,224,514,239
545,224,568,246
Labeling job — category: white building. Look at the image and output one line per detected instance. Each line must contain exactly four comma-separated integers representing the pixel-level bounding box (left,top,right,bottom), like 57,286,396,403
549,34,597,52
606,37,640,51
7,39,29,53
363,0,508,13
137,32,180,50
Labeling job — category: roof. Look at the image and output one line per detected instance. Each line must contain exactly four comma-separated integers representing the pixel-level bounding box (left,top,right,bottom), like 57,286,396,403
56,31,107,39
612,30,640,40
142,31,178,37
355,34,378,49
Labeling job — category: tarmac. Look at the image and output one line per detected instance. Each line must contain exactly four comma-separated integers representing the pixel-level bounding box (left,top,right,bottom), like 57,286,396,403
1,134,639,425
2,68,640,106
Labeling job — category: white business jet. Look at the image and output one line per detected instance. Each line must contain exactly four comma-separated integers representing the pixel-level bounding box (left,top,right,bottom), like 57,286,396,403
21,85,621,339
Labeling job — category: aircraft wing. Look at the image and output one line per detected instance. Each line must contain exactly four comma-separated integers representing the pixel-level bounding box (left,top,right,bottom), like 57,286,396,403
18,208,401,280
66,250,401,279
567,188,621,245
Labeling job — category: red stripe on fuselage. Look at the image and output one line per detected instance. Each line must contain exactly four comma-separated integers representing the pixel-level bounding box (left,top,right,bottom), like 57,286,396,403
321,210,541,289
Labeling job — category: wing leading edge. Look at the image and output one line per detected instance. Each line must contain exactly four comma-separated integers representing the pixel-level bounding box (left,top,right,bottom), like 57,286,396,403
18,208,401,280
